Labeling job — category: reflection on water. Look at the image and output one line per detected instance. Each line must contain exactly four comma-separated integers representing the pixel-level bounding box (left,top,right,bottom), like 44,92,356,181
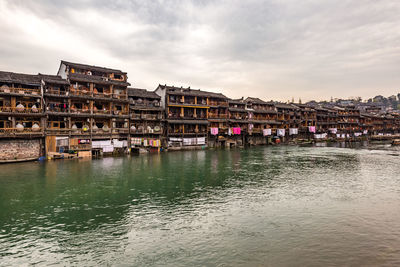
1,144,400,266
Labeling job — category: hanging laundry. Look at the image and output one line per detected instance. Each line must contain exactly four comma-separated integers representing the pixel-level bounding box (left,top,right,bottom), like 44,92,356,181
228,128,232,136
277,129,285,136
363,130,368,135
308,126,316,133
329,128,338,134
289,128,298,135
263,128,272,136
210,127,219,135
233,127,241,135
197,137,206,145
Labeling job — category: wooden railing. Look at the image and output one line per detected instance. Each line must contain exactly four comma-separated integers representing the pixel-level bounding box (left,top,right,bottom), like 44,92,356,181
46,128,71,134
0,127,43,135
209,114,228,119
0,87,41,95
70,108,90,114
168,114,207,119
141,114,160,120
93,109,111,115
112,93,128,100
93,92,112,98
45,89,68,96
47,107,68,113
0,107,42,113
209,101,228,107
70,88,91,96
168,131,207,135
131,128,162,134
131,114,141,119
112,110,128,115
112,128,129,134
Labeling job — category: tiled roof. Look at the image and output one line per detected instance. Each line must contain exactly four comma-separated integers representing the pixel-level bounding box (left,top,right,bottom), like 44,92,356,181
0,71,41,86
158,85,227,99
39,74,69,85
128,88,160,99
61,60,126,74
68,73,130,86
245,97,272,105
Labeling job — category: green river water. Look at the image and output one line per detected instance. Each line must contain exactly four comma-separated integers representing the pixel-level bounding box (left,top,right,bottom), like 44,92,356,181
0,143,400,266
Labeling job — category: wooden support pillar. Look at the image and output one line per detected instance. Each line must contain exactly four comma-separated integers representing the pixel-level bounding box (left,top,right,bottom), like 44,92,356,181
11,96,16,108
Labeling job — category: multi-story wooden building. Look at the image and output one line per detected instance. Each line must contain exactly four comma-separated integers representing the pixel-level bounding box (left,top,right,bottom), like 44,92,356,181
314,106,338,133
275,103,301,130
227,98,248,146
245,97,279,137
155,85,227,148
128,88,163,150
56,61,130,155
335,105,361,133
0,71,45,161
294,104,317,134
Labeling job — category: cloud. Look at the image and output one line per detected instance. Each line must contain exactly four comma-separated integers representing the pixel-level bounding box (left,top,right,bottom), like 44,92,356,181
0,0,400,101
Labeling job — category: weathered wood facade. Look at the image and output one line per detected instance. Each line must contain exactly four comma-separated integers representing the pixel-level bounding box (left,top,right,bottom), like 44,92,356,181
1,61,400,160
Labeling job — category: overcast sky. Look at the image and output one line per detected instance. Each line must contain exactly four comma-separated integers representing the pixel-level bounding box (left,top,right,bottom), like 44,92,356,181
1,0,399,101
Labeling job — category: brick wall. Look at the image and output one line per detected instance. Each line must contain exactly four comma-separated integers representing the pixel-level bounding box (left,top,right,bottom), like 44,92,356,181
0,139,42,161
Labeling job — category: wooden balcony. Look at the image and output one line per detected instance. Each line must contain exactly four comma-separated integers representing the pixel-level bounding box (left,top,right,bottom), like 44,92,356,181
131,128,162,134
45,89,68,96
141,114,161,120
168,131,208,135
93,109,112,115
70,109,91,114
208,114,228,119
46,128,71,135
0,87,41,96
168,114,207,120
0,127,43,136
0,107,42,114
131,114,141,119
112,110,129,116
70,88,91,96
112,93,128,100
112,128,129,134
209,101,228,107
93,92,112,98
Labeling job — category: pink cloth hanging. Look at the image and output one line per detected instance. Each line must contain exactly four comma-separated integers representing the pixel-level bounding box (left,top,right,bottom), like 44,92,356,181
233,127,241,135
210,127,219,135
308,126,316,133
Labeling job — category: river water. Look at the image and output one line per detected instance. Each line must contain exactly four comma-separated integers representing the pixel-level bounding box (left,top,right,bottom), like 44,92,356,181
1,143,400,266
